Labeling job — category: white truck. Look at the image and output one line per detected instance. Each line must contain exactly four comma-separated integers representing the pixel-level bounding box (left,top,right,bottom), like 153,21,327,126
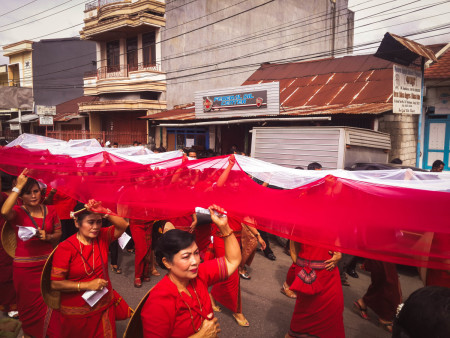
250,126,391,169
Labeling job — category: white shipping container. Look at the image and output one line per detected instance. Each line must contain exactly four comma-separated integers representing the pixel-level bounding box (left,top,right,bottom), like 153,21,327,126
250,126,391,169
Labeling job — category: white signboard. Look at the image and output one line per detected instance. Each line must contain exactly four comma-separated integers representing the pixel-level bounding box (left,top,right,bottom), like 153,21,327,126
36,105,56,115
393,64,422,114
9,123,20,131
39,115,54,126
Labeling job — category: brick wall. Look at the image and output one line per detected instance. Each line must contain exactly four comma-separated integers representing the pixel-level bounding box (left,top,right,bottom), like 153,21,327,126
378,113,419,166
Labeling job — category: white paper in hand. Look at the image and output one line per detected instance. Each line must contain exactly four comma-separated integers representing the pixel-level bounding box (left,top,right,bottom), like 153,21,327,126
118,232,131,250
16,225,38,241
82,287,108,307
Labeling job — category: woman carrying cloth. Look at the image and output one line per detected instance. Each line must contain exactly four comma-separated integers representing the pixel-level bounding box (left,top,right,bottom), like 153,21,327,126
50,200,130,338
1,169,62,338
286,241,344,338
141,205,241,337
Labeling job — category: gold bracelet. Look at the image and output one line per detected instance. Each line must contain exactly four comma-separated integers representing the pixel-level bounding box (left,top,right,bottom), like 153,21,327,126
219,230,234,238
77,282,81,292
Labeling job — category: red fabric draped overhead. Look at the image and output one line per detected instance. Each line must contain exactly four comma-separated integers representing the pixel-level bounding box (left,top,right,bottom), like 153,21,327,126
0,146,449,270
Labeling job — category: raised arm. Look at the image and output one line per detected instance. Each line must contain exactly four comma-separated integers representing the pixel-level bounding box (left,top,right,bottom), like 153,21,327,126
86,199,129,239
1,169,28,221
209,205,241,277
216,155,236,188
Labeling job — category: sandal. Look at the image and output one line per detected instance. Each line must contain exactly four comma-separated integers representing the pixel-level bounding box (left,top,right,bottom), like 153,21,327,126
111,265,122,274
142,276,151,282
151,269,161,276
378,320,393,333
134,278,142,288
280,282,297,299
353,300,369,320
232,313,249,327
212,304,222,312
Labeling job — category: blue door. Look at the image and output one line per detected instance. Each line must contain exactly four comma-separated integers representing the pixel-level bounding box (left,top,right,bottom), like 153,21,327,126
423,115,450,170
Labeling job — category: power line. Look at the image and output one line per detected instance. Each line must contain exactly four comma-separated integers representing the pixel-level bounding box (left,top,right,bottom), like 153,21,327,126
29,26,450,90
0,0,39,18
5,0,449,87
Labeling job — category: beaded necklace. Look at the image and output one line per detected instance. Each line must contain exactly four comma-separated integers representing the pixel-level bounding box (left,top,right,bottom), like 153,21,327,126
169,275,204,333
77,233,95,275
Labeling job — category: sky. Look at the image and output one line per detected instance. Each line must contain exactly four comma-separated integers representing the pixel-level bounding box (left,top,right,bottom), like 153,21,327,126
0,0,449,65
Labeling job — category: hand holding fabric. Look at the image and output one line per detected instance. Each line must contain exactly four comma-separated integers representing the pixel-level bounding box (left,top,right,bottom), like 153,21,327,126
16,168,29,189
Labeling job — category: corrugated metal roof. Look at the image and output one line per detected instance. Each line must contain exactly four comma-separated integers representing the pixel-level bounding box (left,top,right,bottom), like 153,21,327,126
144,54,395,122
375,32,437,66
425,44,450,80
54,96,98,122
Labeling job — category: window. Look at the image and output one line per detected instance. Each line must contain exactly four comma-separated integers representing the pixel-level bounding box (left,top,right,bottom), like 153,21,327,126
166,128,209,151
142,32,156,67
127,37,138,70
106,40,120,71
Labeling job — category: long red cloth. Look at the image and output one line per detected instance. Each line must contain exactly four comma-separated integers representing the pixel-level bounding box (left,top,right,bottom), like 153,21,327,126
289,244,344,338
0,147,449,269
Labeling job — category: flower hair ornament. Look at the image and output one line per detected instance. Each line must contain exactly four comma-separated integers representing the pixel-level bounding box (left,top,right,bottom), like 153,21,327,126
70,208,87,219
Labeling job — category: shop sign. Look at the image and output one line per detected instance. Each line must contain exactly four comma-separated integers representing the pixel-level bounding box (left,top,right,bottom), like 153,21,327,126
203,90,267,112
9,123,20,131
393,64,422,114
39,115,54,126
36,105,56,115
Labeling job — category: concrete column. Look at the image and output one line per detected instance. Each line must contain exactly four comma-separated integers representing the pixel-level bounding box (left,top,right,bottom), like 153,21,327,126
119,38,126,69
156,29,161,69
89,112,101,132
137,33,143,65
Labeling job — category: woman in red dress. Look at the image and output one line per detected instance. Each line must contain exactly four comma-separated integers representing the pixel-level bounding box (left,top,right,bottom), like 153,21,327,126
50,200,130,338
141,205,241,337
210,216,249,326
1,169,62,338
286,241,344,338
130,219,160,288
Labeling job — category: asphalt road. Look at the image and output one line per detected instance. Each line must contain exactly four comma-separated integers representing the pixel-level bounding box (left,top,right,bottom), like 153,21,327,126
111,236,423,338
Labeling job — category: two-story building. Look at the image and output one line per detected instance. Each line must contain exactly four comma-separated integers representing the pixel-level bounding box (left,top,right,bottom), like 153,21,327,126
0,38,96,139
80,0,167,144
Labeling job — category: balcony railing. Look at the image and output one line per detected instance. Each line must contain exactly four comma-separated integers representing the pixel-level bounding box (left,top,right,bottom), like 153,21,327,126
84,63,162,79
85,0,126,11
129,62,160,72
97,65,129,79
46,130,147,146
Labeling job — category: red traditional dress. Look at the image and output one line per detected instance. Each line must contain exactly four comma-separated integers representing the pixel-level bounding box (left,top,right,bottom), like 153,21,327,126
288,244,344,338
11,204,61,338
49,191,77,241
51,226,127,338
0,193,16,314
141,257,228,337
210,217,242,313
130,219,154,279
362,259,402,321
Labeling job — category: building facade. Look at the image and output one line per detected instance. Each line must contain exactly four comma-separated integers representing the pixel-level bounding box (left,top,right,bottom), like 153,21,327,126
0,38,96,139
162,0,354,107
80,0,167,143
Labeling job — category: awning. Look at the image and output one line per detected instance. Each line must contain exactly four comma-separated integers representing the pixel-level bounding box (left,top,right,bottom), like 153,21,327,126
7,114,39,124
375,32,437,66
